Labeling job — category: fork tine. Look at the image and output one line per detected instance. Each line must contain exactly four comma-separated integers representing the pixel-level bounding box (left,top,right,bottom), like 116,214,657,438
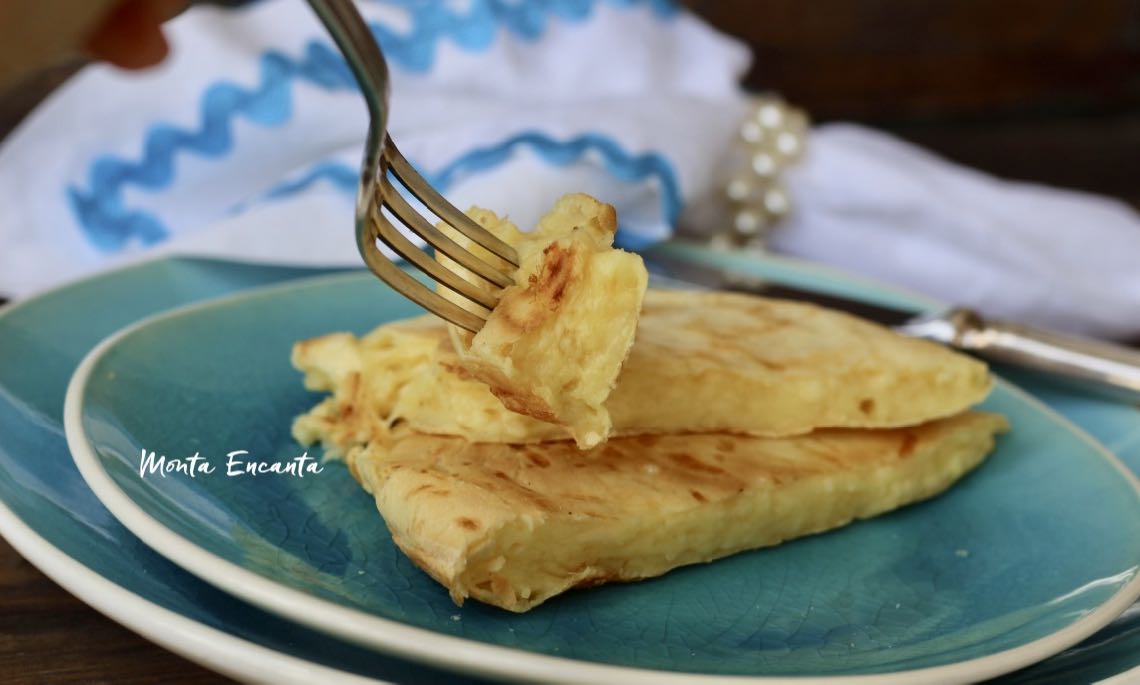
370,204,500,312
384,139,520,267
357,254,488,333
379,178,515,289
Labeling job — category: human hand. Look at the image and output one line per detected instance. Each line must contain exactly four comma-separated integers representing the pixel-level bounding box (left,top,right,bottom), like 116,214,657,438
0,0,185,89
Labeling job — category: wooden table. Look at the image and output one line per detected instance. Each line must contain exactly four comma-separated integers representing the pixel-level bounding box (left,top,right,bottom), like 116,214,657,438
0,537,227,683
2,1,1138,681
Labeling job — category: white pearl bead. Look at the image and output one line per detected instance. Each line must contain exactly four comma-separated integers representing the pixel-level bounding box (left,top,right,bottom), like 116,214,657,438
764,187,790,216
720,97,807,245
751,152,778,177
776,131,801,158
739,120,766,144
725,175,757,202
734,209,765,235
756,102,785,128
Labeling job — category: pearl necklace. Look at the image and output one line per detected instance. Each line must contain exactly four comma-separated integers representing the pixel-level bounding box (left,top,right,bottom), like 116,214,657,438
719,95,809,247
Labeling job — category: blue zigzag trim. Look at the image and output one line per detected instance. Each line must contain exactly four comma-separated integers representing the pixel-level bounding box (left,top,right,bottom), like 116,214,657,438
67,0,677,251
68,42,356,251
250,131,683,235
262,160,357,201
371,0,677,72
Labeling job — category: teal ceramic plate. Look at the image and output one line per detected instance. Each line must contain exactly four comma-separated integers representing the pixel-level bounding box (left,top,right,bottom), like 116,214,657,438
1,253,1133,684
0,258,487,684
64,253,1140,683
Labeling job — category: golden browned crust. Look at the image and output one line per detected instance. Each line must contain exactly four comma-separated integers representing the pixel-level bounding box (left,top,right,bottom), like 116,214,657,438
346,412,1008,612
290,320,447,458
492,239,586,335
434,193,648,448
292,288,993,453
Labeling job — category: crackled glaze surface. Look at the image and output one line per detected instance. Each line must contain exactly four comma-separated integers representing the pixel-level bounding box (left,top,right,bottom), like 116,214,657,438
0,260,488,684
72,260,1140,678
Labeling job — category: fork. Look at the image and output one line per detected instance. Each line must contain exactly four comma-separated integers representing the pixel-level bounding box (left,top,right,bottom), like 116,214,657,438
307,0,518,333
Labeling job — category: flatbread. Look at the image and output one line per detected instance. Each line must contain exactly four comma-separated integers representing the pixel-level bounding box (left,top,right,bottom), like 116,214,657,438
293,290,992,453
437,194,648,448
291,316,442,455
345,412,1007,612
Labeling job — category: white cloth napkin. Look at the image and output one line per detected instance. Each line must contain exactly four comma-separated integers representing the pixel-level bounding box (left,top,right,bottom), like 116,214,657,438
777,124,1140,339
1,0,1138,339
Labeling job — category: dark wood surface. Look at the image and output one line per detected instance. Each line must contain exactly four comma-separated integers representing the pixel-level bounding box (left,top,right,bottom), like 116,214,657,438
0,537,229,684
690,0,1140,120
2,1,1139,683
686,0,1140,210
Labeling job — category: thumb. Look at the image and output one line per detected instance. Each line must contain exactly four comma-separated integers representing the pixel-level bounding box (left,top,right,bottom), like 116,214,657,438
84,0,187,70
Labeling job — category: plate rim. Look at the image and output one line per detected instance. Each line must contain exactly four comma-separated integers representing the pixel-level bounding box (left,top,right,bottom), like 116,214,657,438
63,268,1140,685
0,496,392,685
0,257,393,685
0,251,942,685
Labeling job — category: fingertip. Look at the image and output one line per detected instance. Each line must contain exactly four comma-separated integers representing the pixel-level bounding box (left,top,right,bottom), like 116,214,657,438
84,0,177,71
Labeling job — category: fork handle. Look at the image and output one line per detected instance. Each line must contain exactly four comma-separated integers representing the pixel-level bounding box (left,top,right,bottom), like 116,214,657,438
305,0,390,137
306,0,391,225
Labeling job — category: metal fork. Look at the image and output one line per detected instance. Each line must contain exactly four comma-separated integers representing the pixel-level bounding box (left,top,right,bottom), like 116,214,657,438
306,0,518,333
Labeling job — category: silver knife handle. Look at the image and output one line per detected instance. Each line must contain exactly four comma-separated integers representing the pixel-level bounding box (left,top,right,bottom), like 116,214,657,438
900,308,1140,401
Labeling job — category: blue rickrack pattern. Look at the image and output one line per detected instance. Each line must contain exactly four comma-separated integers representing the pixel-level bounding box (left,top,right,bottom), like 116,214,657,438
250,131,681,222
67,0,680,253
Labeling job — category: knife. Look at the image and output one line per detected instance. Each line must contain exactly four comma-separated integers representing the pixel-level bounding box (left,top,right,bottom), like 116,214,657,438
641,248,1140,401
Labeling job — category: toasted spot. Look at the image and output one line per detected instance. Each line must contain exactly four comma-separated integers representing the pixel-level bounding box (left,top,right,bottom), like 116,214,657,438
899,432,919,457
439,361,477,381
541,242,573,305
490,386,560,423
572,573,621,590
491,574,513,598
669,452,726,475
457,517,480,531
522,491,558,513
860,398,875,415
690,489,708,503
525,451,551,468
498,241,580,333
